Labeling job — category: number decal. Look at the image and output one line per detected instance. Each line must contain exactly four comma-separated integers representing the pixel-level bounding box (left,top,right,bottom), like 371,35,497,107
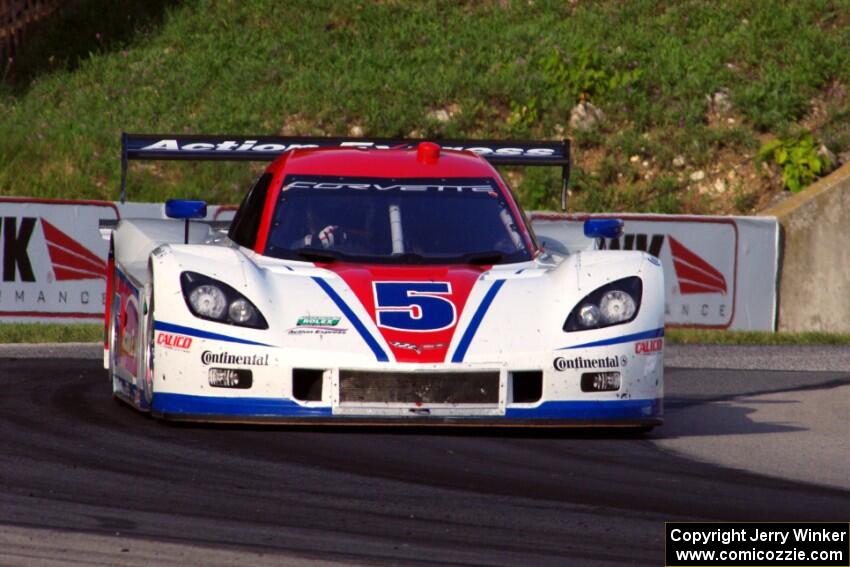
373,282,456,332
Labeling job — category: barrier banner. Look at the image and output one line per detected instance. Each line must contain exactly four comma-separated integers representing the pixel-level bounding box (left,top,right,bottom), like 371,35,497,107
0,198,224,323
1,198,778,330
531,213,779,331
0,198,118,322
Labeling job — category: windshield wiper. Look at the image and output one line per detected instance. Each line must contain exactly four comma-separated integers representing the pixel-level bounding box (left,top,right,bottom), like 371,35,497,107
463,251,505,265
294,248,339,263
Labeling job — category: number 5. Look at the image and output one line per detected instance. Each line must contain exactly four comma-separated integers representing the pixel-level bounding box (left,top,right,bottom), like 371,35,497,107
373,282,456,332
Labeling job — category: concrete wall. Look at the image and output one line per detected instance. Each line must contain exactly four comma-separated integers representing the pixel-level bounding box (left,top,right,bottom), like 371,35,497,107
762,162,850,332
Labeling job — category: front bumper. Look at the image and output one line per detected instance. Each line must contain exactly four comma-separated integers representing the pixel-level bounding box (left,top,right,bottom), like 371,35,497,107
151,326,664,427
150,393,662,427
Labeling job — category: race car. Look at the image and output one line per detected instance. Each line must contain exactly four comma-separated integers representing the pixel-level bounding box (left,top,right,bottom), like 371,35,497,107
105,134,664,427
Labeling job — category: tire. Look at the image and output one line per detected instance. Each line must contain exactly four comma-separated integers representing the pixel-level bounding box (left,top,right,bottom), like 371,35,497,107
142,285,155,407
107,284,122,396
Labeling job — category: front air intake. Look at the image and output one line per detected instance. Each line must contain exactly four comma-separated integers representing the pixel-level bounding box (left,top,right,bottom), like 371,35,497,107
292,369,324,401
339,370,499,404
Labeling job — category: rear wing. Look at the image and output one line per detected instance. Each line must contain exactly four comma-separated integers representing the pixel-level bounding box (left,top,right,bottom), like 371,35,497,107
120,132,571,208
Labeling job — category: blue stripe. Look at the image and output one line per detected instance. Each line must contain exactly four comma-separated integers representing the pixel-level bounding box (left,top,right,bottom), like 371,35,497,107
154,321,272,347
559,327,664,350
153,393,332,417
312,277,389,362
451,279,506,363
150,393,659,421
505,398,661,420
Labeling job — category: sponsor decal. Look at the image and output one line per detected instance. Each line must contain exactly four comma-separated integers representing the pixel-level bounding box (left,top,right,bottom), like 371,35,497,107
41,219,107,281
0,217,106,283
200,351,269,366
283,180,495,193
208,368,252,389
389,341,446,354
667,236,727,295
287,327,347,336
156,332,193,350
599,232,666,258
553,355,624,371
288,315,347,335
0,217,37,282
599,224,735,326
635,338,663,355
138,139,559,158
0,206,113,320
297,316,340,327
120,303,138,355
117,294,140,376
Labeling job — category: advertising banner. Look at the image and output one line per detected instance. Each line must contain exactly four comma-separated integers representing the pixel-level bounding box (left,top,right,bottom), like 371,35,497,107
1,198,778,330
531,213,779,331
0,198,118,322
0,198,224,323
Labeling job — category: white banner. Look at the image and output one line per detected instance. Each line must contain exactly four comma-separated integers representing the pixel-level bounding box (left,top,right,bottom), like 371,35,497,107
531,213,779,331
1,199,778,330
0,198,228,324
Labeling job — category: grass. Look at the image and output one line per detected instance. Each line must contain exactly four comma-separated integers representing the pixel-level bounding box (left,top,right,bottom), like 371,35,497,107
666,329,850,345
1,0,850,211
1,324,849,346
0,323,102,344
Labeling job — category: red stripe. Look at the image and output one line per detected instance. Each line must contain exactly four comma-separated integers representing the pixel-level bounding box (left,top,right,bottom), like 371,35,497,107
668,236,726,294
671,259,726,293
672,257,727,289
41,219,107,268
679,281,726,295
53,266,106,281
46,243,107,277
105,255,114,348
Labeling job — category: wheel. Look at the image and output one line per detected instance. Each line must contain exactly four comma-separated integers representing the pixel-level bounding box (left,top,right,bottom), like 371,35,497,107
142,285,155,407
107,286,121,394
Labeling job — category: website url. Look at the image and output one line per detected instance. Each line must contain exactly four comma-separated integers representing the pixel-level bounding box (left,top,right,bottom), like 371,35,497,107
676,548,845,563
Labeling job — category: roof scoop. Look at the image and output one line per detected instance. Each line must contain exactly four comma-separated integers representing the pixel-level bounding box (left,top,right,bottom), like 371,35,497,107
416,141,441,164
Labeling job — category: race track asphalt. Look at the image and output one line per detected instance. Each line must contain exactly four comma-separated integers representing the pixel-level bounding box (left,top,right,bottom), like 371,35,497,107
0,350,847,566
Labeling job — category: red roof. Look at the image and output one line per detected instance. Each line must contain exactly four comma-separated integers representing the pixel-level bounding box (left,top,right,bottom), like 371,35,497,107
266,146,499,179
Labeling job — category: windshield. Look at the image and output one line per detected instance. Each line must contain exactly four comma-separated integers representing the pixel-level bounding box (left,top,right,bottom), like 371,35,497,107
264,175,532,264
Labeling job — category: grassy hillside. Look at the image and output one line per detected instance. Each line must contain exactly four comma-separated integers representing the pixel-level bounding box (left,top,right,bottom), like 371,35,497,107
2,0,850,212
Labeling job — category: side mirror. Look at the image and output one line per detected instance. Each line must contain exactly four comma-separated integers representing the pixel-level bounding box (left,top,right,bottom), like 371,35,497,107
165,200,207,244
583,218,624,239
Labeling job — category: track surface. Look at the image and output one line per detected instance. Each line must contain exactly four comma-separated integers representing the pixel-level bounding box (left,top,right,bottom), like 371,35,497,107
0,357,848,566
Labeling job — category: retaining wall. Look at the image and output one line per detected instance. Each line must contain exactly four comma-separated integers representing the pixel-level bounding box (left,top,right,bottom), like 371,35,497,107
762,162,850,332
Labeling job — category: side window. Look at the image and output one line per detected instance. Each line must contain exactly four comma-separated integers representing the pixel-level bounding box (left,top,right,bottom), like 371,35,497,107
229,173,273,248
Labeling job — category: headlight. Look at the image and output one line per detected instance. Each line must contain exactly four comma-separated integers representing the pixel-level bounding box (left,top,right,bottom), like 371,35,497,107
180,272,268,329
564,277,642,332
599,290,636,324
578,304,601,327
189,285,227,319
228,298,255,324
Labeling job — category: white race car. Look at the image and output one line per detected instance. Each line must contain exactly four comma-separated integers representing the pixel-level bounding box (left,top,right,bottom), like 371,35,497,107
105,134,664,427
